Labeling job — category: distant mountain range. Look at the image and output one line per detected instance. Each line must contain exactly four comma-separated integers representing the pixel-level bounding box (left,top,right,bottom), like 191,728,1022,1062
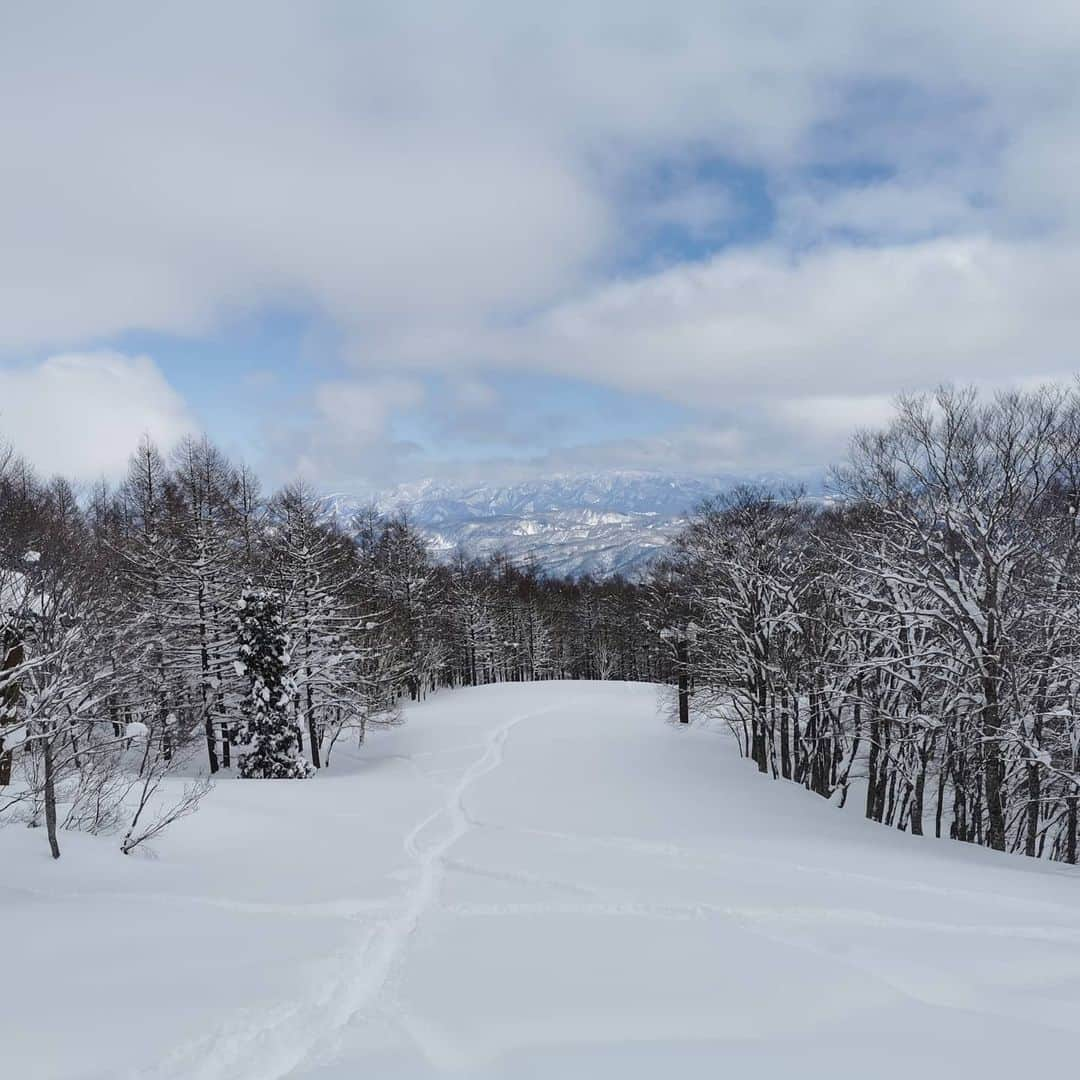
345,470,823,579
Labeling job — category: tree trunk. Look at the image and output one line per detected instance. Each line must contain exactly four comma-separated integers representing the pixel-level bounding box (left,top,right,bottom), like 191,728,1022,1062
910,733,934,837
1066,792,1078,865
0,626,24,787
982,661,1007,852
910,768,925,836
779,697,791,780
1024,762,1040,858
198,583,219,775
754,677,768,772
935,754,947,840
677,638,689,724
873,721,891,822
43,732,60,859
792,700,804,784
306,672,320,769
865,712,880,821
203,709,219,774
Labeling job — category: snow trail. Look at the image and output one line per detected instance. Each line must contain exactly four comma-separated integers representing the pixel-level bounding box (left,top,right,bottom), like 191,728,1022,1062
141,699,566,1080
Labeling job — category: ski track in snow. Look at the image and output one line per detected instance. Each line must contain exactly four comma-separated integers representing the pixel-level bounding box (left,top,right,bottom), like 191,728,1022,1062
140,701,570,1080
0,885,396,921
462,815,1080,917
8,682,1080,1079
436,898,1080,943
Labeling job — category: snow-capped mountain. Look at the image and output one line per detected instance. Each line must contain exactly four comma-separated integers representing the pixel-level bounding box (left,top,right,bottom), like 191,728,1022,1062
354,470,818,578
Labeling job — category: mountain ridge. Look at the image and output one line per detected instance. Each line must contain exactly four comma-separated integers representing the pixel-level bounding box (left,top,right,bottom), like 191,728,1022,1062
334,470,823,578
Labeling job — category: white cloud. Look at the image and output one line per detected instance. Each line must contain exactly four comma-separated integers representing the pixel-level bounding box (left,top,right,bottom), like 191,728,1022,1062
641,184,739,237
775,180,985,244
0,353,196,481
3,5,1080,488
544,426,747,476
457,236,1080,409
270,377,427,491
313,378,425,449
2,3,1077,355
767,394,898,443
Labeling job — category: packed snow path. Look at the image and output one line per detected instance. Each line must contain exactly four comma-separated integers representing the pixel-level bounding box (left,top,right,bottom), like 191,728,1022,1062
5,682,1080,1079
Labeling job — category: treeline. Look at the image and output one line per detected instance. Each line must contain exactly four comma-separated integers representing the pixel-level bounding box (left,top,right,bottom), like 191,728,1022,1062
0,436,653,858
653,385,1080,864
15,382,1069,868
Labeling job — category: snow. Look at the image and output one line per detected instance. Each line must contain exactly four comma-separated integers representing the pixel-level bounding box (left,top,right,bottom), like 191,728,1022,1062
0,570,31,614
3,681,1080,1079
0,721,26,749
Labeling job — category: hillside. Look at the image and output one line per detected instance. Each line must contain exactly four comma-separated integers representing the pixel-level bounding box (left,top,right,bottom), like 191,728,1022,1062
3,682,1078,1078
366,472,821,577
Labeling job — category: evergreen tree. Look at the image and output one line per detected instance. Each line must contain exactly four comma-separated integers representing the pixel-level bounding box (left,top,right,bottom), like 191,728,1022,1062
234,584,312,780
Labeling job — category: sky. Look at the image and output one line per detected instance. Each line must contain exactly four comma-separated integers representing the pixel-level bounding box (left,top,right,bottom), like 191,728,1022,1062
2,2,1079,496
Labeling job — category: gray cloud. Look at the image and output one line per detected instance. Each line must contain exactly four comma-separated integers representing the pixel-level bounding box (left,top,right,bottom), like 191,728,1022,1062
3,3,1079,488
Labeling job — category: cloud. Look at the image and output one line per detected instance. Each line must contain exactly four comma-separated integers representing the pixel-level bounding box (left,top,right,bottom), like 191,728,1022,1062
775,179,985,244
640,183,740,239
454,236,1080,409
0,353,196,481
313,378,425,449
3,3,1077,355
0,6,614,351
451,380,501,416
265,377,427,492
3,5,1080,490
766,394,898,445
543,426,747,476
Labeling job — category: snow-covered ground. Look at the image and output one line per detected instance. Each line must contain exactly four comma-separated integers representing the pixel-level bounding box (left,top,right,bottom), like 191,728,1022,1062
4,681,1080,1079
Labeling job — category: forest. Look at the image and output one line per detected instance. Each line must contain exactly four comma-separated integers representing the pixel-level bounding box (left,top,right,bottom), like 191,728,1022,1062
0,436,653,859
658,385,1080,864
4,383,1080,866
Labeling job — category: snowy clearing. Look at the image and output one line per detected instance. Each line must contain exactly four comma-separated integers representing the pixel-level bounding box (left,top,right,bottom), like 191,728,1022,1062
4,680,1080,1079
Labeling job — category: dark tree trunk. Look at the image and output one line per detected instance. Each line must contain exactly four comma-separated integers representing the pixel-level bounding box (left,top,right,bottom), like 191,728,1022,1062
198,584,219,775
306,673,320,769
779,698,791,780
754,679,768,772
43,733,60,859
982,659,1007,852
0,627,24,787
1025,762,1040,858
873,721,891,822
203,709,219,774
865,712,880,821
677,638,689,725
792,701,804,784
910,733,934,837
935,759,947,840
910,773,925,836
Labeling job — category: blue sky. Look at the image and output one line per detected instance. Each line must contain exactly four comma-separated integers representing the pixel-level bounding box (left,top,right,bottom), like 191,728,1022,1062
1,3,1078,495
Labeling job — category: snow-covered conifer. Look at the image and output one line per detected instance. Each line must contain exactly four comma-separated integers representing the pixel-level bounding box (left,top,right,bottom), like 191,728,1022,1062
234,584,312,780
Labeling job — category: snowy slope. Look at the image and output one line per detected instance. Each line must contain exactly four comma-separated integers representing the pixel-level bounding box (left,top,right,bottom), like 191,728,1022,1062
3,682,1080,1079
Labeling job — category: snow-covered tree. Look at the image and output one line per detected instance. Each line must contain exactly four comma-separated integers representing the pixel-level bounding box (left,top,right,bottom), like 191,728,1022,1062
654,384,1080,864
234,584,312,780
